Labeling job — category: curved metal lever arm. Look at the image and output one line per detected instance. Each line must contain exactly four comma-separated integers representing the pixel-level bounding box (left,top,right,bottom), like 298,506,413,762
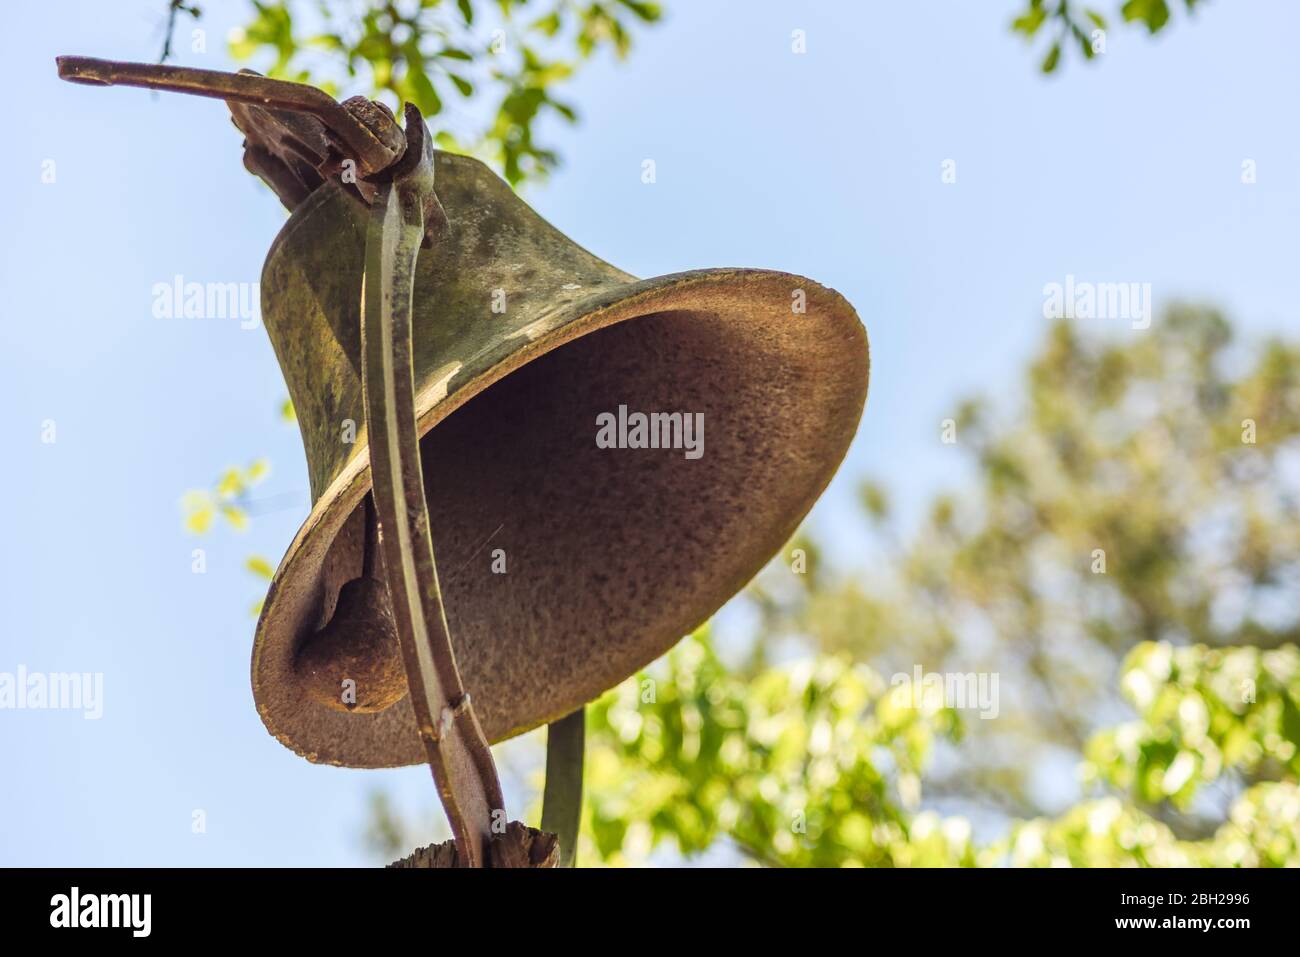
56,56,404,176
361,104,505,868
56,56,408,211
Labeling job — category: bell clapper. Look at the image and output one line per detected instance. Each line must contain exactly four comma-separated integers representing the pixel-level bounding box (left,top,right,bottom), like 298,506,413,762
294,498,406,714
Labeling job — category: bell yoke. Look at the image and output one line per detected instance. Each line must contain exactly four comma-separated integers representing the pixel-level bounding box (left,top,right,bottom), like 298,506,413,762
56,55,869,868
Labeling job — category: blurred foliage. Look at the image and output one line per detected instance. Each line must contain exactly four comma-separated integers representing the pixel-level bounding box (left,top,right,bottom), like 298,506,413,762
1085,643,1300,808
225,0,660,186
181,458,269,534
581,630,970,867
998,784,1300,868
181,457,277,613
995,640,1300,867
580,631,1300,867
1011,0,1206,73
742,307,1300,834
183,394,325,613
743,308,1300,868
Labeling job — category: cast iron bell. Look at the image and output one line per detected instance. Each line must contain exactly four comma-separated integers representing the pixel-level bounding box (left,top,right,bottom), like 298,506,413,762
57,55,868,865
258,151,869,767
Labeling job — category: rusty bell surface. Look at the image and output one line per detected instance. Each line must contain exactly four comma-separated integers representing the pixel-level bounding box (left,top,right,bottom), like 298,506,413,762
255,149,870,768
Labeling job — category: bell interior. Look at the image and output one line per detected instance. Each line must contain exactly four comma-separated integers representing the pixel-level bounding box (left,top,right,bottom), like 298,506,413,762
306,301,858,744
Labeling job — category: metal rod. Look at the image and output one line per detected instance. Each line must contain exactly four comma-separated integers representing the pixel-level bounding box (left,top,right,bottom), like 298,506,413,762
541,707,586,868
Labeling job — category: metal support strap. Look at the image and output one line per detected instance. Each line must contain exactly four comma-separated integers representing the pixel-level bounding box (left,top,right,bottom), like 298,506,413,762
360,104,505,868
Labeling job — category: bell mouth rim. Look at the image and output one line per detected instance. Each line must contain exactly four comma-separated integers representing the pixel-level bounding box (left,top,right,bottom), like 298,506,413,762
252,266,869,768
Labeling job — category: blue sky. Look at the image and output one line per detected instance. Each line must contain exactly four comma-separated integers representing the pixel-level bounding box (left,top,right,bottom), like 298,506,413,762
2,0,1298,865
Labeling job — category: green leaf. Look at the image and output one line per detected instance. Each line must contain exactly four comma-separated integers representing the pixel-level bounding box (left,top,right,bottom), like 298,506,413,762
406,64,443,117
1122,0,1171,33
549,97,578,123
1011,4,1048,38
1073,25,1095,61
858,480,890,520
532,11,562,37
245,555,276,580
216,467,244,499
1040,41,1061,73
220,503,249,531
617,0,663,22
182,491,215,535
